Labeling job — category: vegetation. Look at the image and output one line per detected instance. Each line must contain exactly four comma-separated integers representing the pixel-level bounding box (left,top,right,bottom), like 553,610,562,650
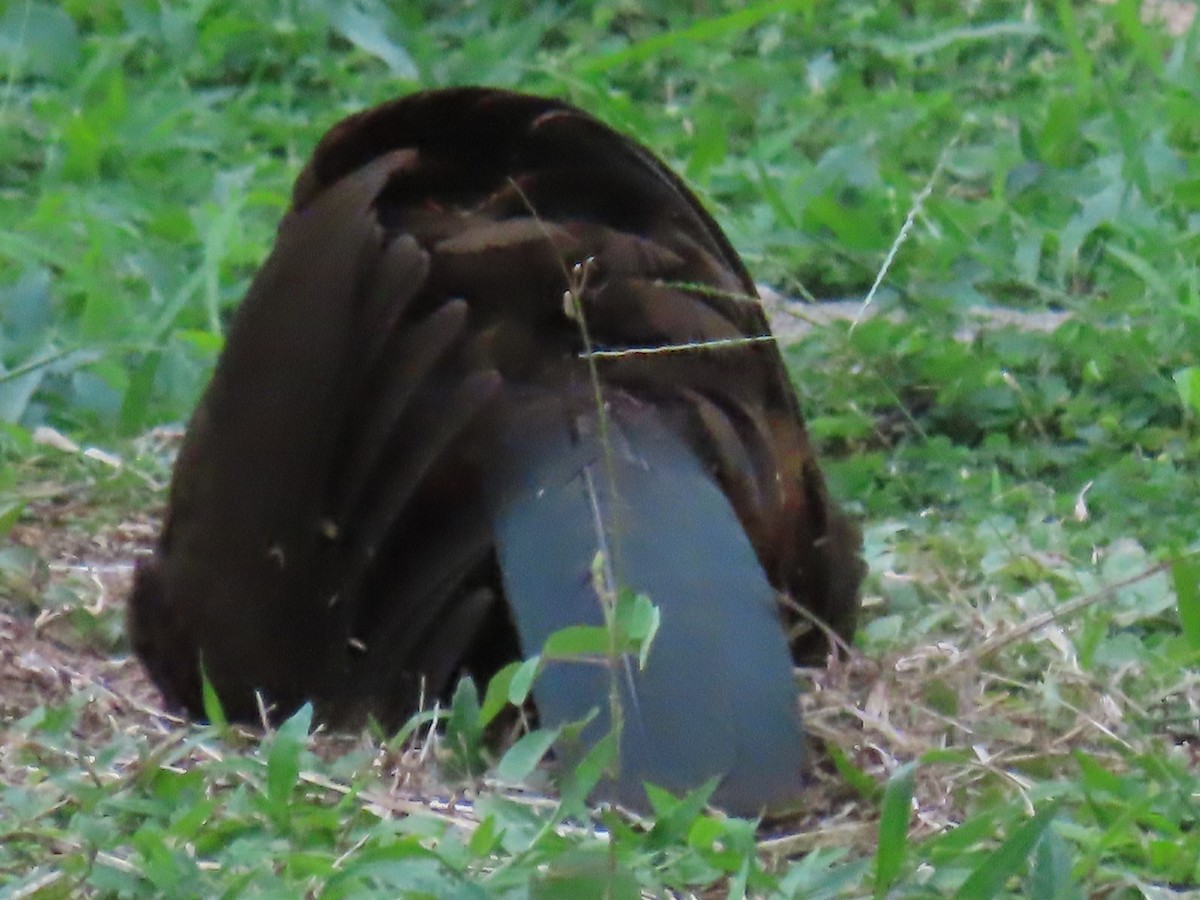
2,0,1198,895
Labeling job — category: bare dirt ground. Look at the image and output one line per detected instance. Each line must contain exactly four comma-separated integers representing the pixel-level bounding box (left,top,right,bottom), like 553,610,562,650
2,490,168,739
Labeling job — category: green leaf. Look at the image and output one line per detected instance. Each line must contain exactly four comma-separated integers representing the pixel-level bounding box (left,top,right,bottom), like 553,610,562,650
388,707,440,747
328,0,418,78
447,677,482,744
827,744,881,800
558,730,616,814
542,625,610,660
955,805,1061,899
495,726,560,782
466,814,501,857
646,778,720,848
119,351,161,435
530,847,640,900
266,703,313,812
874,762,916,897
0,498,26,540
0,2,79,82
508,656,541,706
445,677,487,777
479,660,521,726
1057,182,1123,276
198,660,228,731
1029,826,1080,900
1172,367,1200,418
615,590,660,668
576,0,816,74
1171,558,1200,651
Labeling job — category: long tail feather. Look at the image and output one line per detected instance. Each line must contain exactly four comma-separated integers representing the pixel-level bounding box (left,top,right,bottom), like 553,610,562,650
487,402,805,815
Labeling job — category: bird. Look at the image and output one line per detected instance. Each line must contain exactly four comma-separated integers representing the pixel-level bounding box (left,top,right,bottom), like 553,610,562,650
127,87,865,816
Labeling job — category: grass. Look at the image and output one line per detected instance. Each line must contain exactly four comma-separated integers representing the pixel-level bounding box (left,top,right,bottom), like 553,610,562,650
2,0,1199,895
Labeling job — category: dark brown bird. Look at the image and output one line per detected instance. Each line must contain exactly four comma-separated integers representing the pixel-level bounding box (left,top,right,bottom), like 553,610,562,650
128,87,864,815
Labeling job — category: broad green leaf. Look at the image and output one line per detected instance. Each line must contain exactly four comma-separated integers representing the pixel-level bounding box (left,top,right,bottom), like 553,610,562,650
266,703,313,812
198,660,228,731
530,847,640,900
542,625,610,660
1171,558,1200,651
479,660,521,726
874,762,916,897
955,805,1061,899
1172,367,1200,417
0,2,79,82
495,726,560,782
507,656,541,706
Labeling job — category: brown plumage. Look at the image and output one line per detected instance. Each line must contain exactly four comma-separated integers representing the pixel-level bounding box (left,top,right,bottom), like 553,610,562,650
128,87,864,814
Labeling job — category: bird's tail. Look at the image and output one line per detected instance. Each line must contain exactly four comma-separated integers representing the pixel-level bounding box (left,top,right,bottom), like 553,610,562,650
486,399,805,816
